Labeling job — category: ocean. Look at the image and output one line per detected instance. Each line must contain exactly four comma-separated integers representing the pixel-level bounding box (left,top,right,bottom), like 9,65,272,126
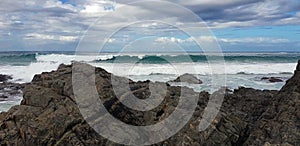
0,51,299,112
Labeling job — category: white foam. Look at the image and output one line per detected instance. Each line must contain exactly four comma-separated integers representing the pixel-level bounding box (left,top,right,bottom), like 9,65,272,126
0,61,297,83
36,54,116,63
0,62,62,83
90,62,297,76
0,53,298,83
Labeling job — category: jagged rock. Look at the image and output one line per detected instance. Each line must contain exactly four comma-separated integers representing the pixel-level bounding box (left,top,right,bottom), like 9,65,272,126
0,81,24,106
0,95,8,99
0,74,12,82
243,60,300,146
170,73,203,84
0,61,299,146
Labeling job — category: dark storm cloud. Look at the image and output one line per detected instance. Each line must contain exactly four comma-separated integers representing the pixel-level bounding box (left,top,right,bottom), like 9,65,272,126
190,0,300,26
116,0,300,27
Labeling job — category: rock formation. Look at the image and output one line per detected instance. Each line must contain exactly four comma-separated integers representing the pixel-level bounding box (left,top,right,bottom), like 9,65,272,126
0,61,299,145
170,73,203,84
0,74,24,103
0,74,12,82
244,60,300,145
261,77,284,83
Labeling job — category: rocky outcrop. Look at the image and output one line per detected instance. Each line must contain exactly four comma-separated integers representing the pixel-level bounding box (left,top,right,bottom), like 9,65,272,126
261,77,284,83
0,78,24,103
0,61,299,145
170,73,203,84
244,60,300,146
0,74,12,82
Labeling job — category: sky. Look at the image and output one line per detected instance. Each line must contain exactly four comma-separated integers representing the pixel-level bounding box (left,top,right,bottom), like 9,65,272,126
0,0,300,52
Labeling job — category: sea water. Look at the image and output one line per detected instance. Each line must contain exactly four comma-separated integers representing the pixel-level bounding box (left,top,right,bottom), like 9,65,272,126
0,51,298,112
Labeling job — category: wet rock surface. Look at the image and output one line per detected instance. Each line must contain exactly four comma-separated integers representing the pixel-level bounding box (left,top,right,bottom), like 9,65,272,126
0,62,299,146
261,77,284,83
0,75,24,103
0,74,12,82
170,73,203,84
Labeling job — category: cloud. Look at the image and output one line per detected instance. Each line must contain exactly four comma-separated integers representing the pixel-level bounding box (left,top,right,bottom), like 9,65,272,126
25,33,78,42
155,37,186,43
104,38,116,43
219,37,290,44
0,0,299,51
203,0,300,28
116,0,300,28
155,36,290,44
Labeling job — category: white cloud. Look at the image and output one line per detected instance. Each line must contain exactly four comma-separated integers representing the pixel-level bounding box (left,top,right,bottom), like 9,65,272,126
25,33,78,42
155,37,186,43
104,38,116,43
0,0,299,51
219,37,290,44
141,22,158,28
155,36,290,44
155,36,216,43
80,0,117,14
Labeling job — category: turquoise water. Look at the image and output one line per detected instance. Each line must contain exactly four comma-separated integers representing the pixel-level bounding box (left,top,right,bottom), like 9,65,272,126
0,52,300,65
95,54,300,64
0,51,298,112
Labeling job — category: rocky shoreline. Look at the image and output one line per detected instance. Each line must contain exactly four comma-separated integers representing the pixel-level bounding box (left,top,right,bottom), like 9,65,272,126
0,75,24,106
0,61,299,145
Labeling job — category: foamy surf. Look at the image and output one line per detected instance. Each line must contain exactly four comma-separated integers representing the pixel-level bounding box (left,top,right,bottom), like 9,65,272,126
0,52,298,112
0,52,298,84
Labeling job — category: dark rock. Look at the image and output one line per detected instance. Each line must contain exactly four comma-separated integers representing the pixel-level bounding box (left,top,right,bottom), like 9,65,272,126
0,82,24,97
269,77,283,83
0,95,8,99
0,94,8,102
0,74,12,82
0,81,24,106
261,77,269,80
261,77,284,83
0,60,299,145
170,73,203,84
237,72,247,75
243,61,300,146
